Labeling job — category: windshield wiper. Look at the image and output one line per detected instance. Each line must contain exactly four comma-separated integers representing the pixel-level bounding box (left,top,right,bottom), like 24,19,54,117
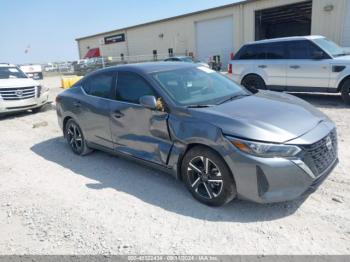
335,53,348,57
217,94,249,105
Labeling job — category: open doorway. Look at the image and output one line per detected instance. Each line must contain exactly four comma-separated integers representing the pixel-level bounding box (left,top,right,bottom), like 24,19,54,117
255,1,312,40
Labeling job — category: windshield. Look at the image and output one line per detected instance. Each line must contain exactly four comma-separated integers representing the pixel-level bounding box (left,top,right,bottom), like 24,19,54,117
152,66,248,106
313,38,347,57
0,67,27,79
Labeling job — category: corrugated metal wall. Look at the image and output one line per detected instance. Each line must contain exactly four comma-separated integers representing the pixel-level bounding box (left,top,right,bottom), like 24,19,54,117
77,0,348,59
341,0,350,47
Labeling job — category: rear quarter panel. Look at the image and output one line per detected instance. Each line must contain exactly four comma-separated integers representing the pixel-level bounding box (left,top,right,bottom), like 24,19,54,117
231,60,271,85
231,61,254,84
56,87,84,132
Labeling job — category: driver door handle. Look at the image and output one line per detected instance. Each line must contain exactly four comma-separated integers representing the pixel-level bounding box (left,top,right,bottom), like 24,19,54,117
258,65,267,69
290,65,300,69
112,111,124,119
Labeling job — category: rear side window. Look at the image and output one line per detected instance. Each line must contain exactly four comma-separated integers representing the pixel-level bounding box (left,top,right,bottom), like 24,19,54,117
235,43,286,60
83,72,114,99
286,40,323,59
116,72,156,104
264,43,286,59
236,45,260,60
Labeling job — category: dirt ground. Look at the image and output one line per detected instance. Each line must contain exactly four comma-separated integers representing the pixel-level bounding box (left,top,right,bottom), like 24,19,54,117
0,76,349,255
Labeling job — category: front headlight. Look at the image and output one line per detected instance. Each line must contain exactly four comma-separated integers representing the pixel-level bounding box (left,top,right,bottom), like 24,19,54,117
228,137,301,158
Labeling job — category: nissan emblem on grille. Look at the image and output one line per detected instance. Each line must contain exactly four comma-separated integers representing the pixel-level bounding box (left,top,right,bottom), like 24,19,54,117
326,136,333,151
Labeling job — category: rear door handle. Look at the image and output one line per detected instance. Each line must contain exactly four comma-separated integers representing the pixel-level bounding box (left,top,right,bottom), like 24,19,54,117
112,111,124,119
290,65,300,69
258,65,267,68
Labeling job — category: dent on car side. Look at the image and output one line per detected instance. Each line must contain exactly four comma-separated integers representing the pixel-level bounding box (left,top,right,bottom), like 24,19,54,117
57,83,224,175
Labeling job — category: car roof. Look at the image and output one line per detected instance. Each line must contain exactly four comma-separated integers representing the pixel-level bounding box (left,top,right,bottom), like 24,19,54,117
99,62,197,74
0,63,16,67
245,35,325,45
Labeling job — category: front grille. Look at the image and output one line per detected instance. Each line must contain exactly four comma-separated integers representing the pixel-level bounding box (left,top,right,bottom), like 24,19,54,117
0,86,36,100
303,130,338,176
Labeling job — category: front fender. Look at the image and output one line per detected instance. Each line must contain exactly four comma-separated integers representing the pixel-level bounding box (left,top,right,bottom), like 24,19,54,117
334,69,350,90
166,114,232,179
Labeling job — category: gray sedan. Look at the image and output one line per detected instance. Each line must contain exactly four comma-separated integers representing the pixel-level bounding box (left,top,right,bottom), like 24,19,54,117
56,62,338,206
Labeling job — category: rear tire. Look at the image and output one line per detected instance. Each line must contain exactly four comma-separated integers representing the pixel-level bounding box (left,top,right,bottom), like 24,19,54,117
341,79,350,105
241,75,266,91
65,119,92,156
181,146,237,206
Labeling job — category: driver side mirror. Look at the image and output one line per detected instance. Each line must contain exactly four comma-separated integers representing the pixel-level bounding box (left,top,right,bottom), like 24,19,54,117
139,95,157,110
312,50,325,60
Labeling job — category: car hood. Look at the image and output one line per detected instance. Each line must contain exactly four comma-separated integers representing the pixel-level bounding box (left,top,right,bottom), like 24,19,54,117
0,78,38,88
189,91,329,143
333,55,350,61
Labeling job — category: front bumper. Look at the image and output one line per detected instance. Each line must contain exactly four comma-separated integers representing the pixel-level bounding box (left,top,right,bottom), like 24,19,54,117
223,124,338,204
0,91,49,114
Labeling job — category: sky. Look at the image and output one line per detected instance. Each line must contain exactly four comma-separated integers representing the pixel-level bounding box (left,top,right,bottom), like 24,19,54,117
0,0,241,64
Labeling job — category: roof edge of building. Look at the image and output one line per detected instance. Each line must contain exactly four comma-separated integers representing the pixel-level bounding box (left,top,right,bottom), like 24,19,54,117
75,0,253,41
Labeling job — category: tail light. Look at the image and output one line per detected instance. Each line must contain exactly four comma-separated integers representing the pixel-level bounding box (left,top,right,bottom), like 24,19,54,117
230,52,235,60
228,63,232,74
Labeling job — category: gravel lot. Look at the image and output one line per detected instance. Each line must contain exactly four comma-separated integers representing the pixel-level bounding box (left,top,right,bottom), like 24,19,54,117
0,76,349,255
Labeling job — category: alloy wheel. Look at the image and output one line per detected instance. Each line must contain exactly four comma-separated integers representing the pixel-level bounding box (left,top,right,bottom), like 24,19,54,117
187,156,223,199
67,123,83,153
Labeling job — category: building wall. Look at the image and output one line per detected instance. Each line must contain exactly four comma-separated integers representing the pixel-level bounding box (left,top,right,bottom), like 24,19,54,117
341,0,350,47
77,0,348,59
311,0,348,45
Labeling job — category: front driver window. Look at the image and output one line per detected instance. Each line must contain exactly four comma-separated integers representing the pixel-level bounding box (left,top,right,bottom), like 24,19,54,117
116,72,156,104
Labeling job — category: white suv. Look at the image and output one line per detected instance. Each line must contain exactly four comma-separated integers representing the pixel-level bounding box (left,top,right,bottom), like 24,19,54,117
229,36,350,104
0,64,49,114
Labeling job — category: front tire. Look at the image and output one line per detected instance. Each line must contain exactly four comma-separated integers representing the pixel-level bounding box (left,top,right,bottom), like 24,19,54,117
65,119,92,155
341,79,350,105
181,146,237,206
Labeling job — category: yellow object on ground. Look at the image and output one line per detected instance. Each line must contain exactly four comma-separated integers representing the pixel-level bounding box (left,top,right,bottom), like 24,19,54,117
61,76,83,89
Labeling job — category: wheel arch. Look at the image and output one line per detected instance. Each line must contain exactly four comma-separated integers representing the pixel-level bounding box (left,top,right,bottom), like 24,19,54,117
62,116,73,137
337,75,350,92
241,73,266,85
176,142,235,183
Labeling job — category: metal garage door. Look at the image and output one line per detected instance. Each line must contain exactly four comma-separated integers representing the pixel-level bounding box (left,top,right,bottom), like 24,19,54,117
255,1,312,41
195,16,234,70
341,1,350,47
